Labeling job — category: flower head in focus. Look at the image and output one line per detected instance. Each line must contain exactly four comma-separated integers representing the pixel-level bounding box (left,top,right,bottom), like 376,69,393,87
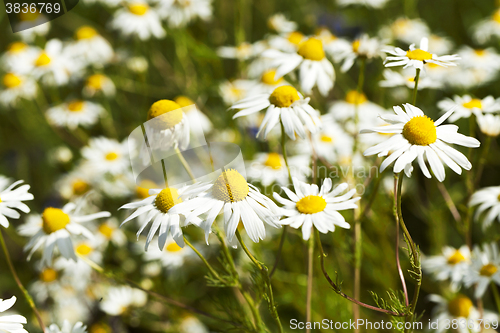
0,296,28,333
0,177,34,228
470,186,500,229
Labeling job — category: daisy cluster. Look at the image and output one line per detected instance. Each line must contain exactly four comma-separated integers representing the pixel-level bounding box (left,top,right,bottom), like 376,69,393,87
1,0,500,332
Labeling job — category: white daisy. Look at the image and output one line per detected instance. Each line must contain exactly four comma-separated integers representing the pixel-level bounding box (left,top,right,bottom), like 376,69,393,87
473,9,500,44
99,286,147,316
263,37,335,96
15,13,51,43
0,177,33,228
247,153,310,187
68,26,114,67
379,68,442,90
273,178,359,240
248,69,288,94
219,79,256,105
437,95,500,122
94,218,127,248
230,85,321,140
361,104,480,182
335,34,385,72
155,0,212,28
427,34,454,55
55,169,94,201
457,46,500,71
81,137,129,176
143,237,195,269
110,1,166,40
477,114,500,137
46,321,87,333
1,42,38,72
178,169,281,243
217,41,266,61
336,0,389,8
174,96,213,134
328,90,386,123
267,31,306,53
464,243,500,298
179,316,209,333
119,184,206,250
315,28,352,63
0,296,28,333
470,186,500,229
83,74,116,98
30,265,64,303
0,72,37,107
384,37,460,70
422,245,471,290
46,100,105,130
379,17,430,45
23,203,110,266
267,13,297,33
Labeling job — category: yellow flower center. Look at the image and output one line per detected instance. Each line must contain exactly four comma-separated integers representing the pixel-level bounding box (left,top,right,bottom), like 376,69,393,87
8,42,27,53
3,73,22,88
287,31,305,46
40,268,58,283
261,70,283,85
448,296,473,318
35,52,51,67
462,99,482,109
352,40,360,53
345,90,367,105
494,10,500,24
99,224,114,239
76,243,93,256
147,100,184,128
129,3,149,15
474,49,486,57
136,180,158,199
166,242,183,252
320,135,333,143
42,207,70,234
155,188,182,213
68,100,85,112
402,116,437,146
76,26,98,40
479,263,498,277
447,250,466,265
105,152,119,161
90,323,110,333
297,38,325,61
296,195,327,214
87,74,105,90
406,49,433,61
174,95,195,107
269,85,300,108
72,179,90,195
264,153,282,169
19,11,40,22
212,169,249,203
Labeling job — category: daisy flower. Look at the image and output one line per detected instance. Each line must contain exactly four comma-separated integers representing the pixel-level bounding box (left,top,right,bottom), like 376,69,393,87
384,37,460,70
473,9,500,44
249,69,287,94
46,321,87,333
110,1,166,40
46,100,105,130
267,31,306,53
336,0,389,8
15,12,51,43
477,114,500,137
81,137,129,176
315,28,352,63
361,104,480,182
1,42,38,72
379,68,442,90
464,243,500,298
427,34,454,55
328,90,386,123
55,169,94,200
30,266,63,303
179,169,281,243
273,177,359,240
68,26,114,67
421,245,471,290
100,286,147,316
126,56,148,73
94,218,127,247
155,0,212,28
379,17,430,45
263,37,335,96
219,79,256,105
247,153,310,186
83,74,116,98
336,34,385,72
470,186,500,229
437,95,500,122
174,96,213,134
0,296,28,333
0,72,37,107
23,203,110,266
0,177,34,228
230,85,321,140
119,184,206,249
179,316,209,333
267,13,297,33
217,42,265,61
457,46,500,70
143,237,196,270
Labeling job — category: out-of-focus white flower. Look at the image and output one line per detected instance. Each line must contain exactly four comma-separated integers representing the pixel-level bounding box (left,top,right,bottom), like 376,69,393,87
379,68,442,90
15,13,51,43
179,316,209,333
0,177,33,228
267,31,306,53
174,95,213,134
464,243,500,298
1,41,38,72
427,34,454,55
155,0,212,28
81,137,129,176
437,95,500,122
458,46,500,71
337,0,389,8
217,41,266,61
219,79,256,105
46,320,87,333
46,100,105,130
110,1,166,40
0,296,28,333
473,9,500,44
477,114,500,137
143,237,196,269
0,72,37,107
126,56,148,73
83,74,116,98
379,17,430,45
336,34,385,72
94,218,127,247
329,90,386,124
267,13,297,33
470,186,500,229
68,26,114,66
100,286,147,316
247,152,310,186
422,245,471,290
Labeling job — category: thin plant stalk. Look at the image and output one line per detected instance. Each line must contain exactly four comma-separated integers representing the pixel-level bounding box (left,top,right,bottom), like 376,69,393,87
306,231,314,333
183,236,225,284
394,175,409,307
175,147,196,181
412,69,420,105
491,282,500,315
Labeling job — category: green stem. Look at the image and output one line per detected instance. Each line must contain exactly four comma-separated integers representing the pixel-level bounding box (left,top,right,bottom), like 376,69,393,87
175,147,196,181
0,230,47,333
306,231,314,333
474,136,491,187
183,236,225,283
412,69,420,105
491,282,500,314
235,230,262,270
269,226,287,278
280,121,292,184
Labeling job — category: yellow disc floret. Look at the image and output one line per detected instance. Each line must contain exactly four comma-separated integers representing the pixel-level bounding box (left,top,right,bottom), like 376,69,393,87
42,207,70,234
297,38,325,61
212,169,249,203
352,40,361,53
8,42,27,53
136,180,158,199
448,295,473,318
3,73,22,88
406,49,433,61
98,224,114,239
345,90,367,105
494,9,500,24
462,99,482,109
447,250,466,265
72,179,90,195
287,31,305,46
320,135,333,143
87,74,105,90
35,52,51,67
264,153,282,169
76,26,98,40
402,116,437,146
155,188,182,213
68,100,84,112
40,268,58,283
479,263,498,277
296,195,327,214
147,100,184,128
174,96,195,107
105,152,119,161
90,323,111,333
129,3,149,15
261,70,283,85
166,242,183,252
76,243,93,256
269,86,300,108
